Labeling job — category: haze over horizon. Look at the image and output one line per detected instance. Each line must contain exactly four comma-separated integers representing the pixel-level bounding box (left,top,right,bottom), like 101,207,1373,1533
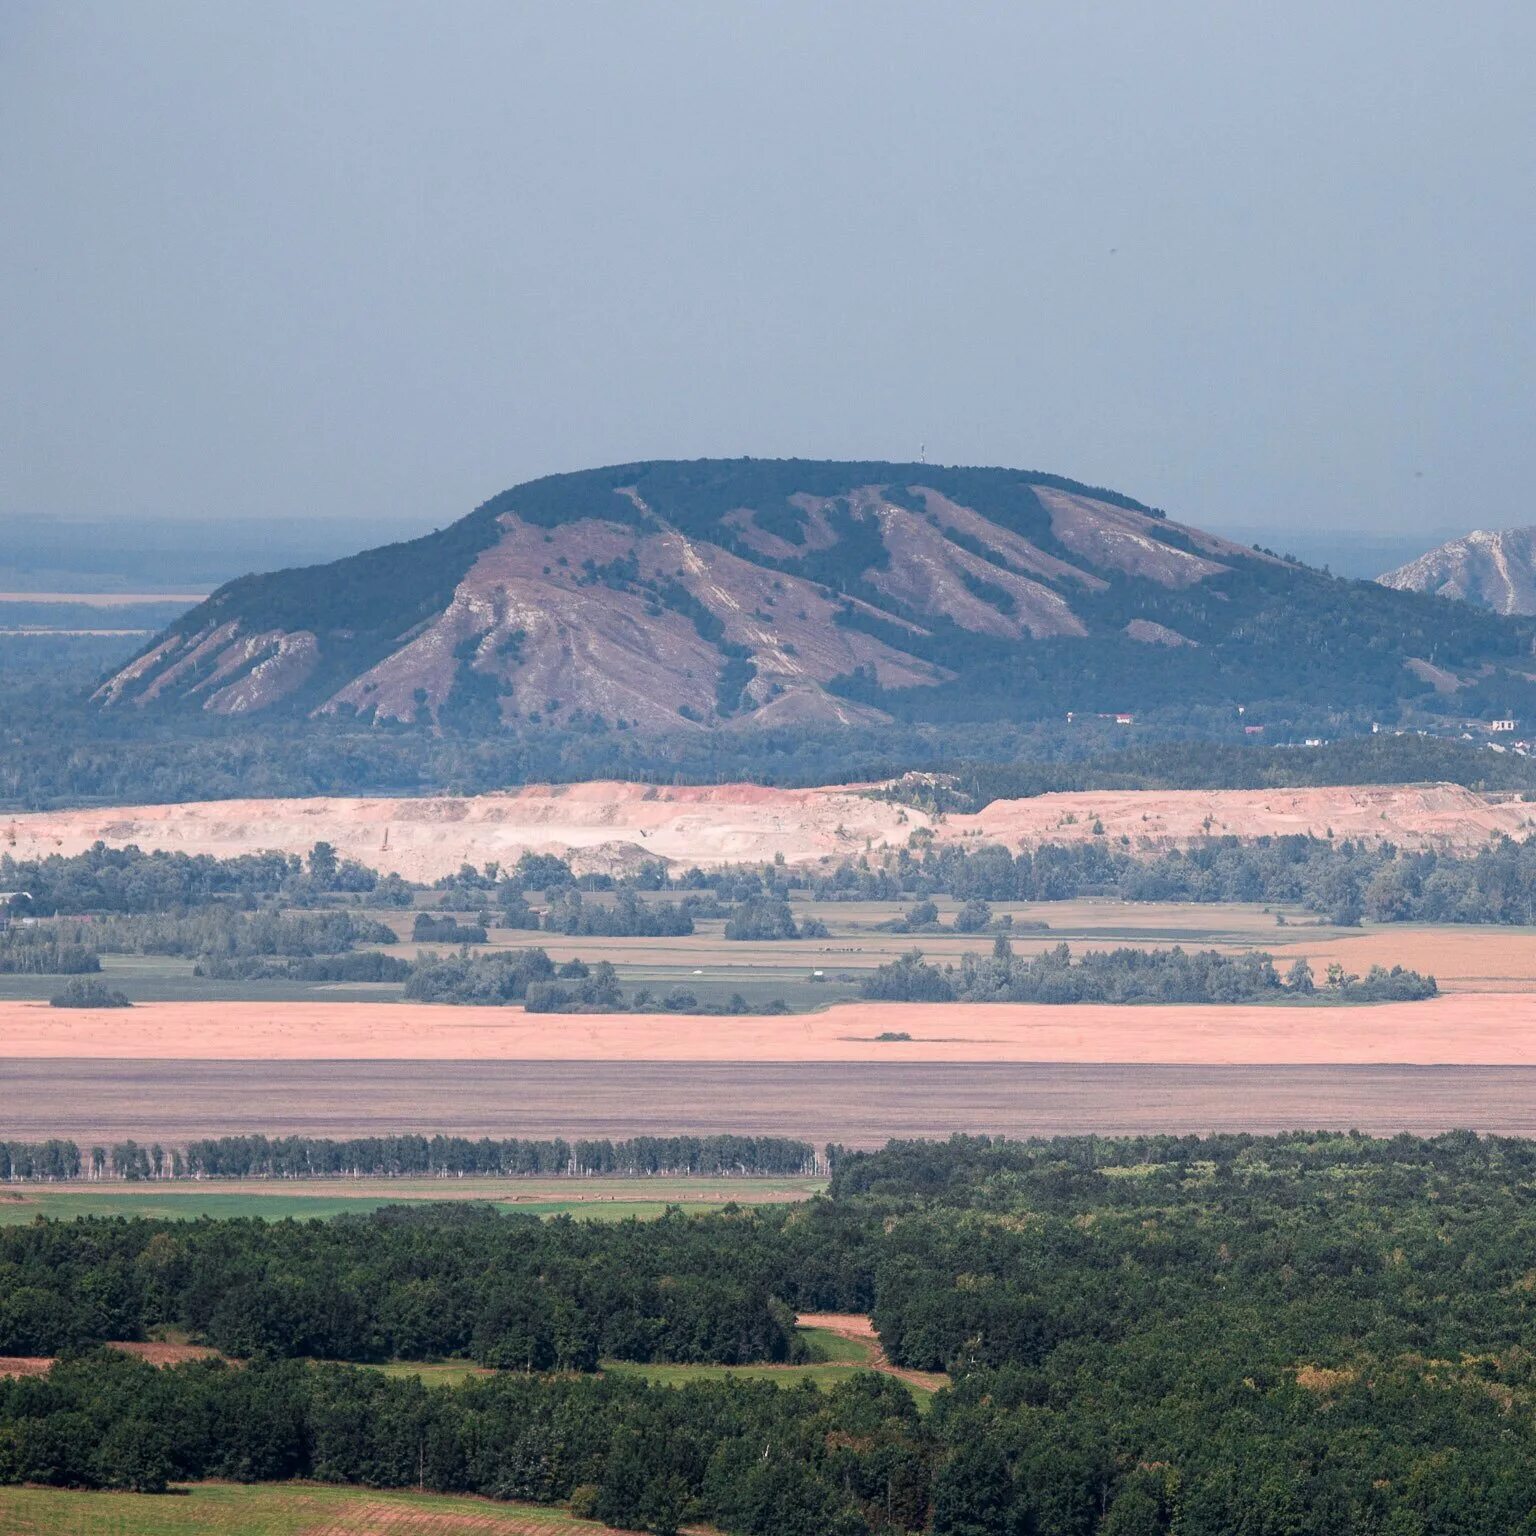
3,1,1533,552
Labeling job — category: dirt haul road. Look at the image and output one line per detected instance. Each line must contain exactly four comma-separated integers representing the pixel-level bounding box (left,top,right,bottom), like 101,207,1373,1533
4,780,1533,880
2,994,1534,1065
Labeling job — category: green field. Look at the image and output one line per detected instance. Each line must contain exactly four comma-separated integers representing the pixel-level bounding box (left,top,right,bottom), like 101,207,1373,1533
597,1323,939,1406
0,1194,754,1226
0,952,404,1005
0,1481,621,1534
0,1176,824,1227
601,1356,870,1392
798,1324,874,1363
363,1321,938,1406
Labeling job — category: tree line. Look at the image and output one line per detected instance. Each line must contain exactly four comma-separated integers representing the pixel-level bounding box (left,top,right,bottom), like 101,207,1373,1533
0,840,400,915
0,1133,814,1182
859,939,1437,1004
402,947,791,1015
0,930,98,974
5,905,403,985
812,831,1536,926
66,907,398,957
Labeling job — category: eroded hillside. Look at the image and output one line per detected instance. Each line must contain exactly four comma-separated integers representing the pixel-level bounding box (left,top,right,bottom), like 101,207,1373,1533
95,459,1536,731
1381,527,1536,616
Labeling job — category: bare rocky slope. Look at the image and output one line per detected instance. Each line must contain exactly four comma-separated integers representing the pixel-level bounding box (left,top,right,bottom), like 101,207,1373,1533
1380,527,1536,616
6,781,1530,881
95,459,1534,731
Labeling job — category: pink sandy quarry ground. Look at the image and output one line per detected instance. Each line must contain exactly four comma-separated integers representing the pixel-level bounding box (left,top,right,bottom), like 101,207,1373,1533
2,994,1533,1066
4,780,1534,879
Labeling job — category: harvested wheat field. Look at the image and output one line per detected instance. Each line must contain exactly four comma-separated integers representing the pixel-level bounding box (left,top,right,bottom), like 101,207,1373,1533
0,1481,639,1534
4,779,1531,879
2,993,1534,1064
2,1343,229,1378
108,1340,225,1366
1295,929,1536,993
0,1357,52,1380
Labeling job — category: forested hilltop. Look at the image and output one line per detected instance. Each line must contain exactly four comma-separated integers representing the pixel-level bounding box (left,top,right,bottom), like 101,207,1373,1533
8,1132,1536,1534
83,458,1536,740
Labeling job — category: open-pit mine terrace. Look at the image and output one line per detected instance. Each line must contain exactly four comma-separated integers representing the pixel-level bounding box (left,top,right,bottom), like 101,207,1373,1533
6,778,1534,879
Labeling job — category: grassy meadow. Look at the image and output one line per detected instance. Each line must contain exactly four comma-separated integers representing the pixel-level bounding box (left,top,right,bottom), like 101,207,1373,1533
596,1321,941,1406
370,1319,941,1406
0,1176,824,1227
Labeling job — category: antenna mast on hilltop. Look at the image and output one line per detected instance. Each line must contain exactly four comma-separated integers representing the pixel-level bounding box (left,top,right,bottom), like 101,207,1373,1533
919,442,926,464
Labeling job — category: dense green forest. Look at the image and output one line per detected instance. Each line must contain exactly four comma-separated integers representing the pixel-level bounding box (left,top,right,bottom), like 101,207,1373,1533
0,1204,801,1367
5,602,1536,810
11,1133,1536,1532
540,887,697,936
410,912,489,944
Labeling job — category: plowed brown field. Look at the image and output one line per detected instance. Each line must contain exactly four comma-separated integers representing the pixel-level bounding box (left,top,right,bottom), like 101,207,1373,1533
11,1060,1536,1143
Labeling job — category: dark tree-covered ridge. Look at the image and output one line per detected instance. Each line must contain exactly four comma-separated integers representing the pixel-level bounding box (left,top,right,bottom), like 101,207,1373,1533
12,1132,1536,1533
91,457,1536,737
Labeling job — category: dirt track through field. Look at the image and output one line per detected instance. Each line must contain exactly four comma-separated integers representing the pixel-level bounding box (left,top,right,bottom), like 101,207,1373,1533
10,1060,1536,1144
3,993,1533,1063
796,1312,949,1392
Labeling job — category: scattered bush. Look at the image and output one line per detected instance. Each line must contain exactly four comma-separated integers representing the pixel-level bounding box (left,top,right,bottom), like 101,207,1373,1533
49,977,131,1008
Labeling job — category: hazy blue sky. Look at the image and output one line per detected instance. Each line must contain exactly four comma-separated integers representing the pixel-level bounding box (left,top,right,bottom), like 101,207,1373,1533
3,1,1533,547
